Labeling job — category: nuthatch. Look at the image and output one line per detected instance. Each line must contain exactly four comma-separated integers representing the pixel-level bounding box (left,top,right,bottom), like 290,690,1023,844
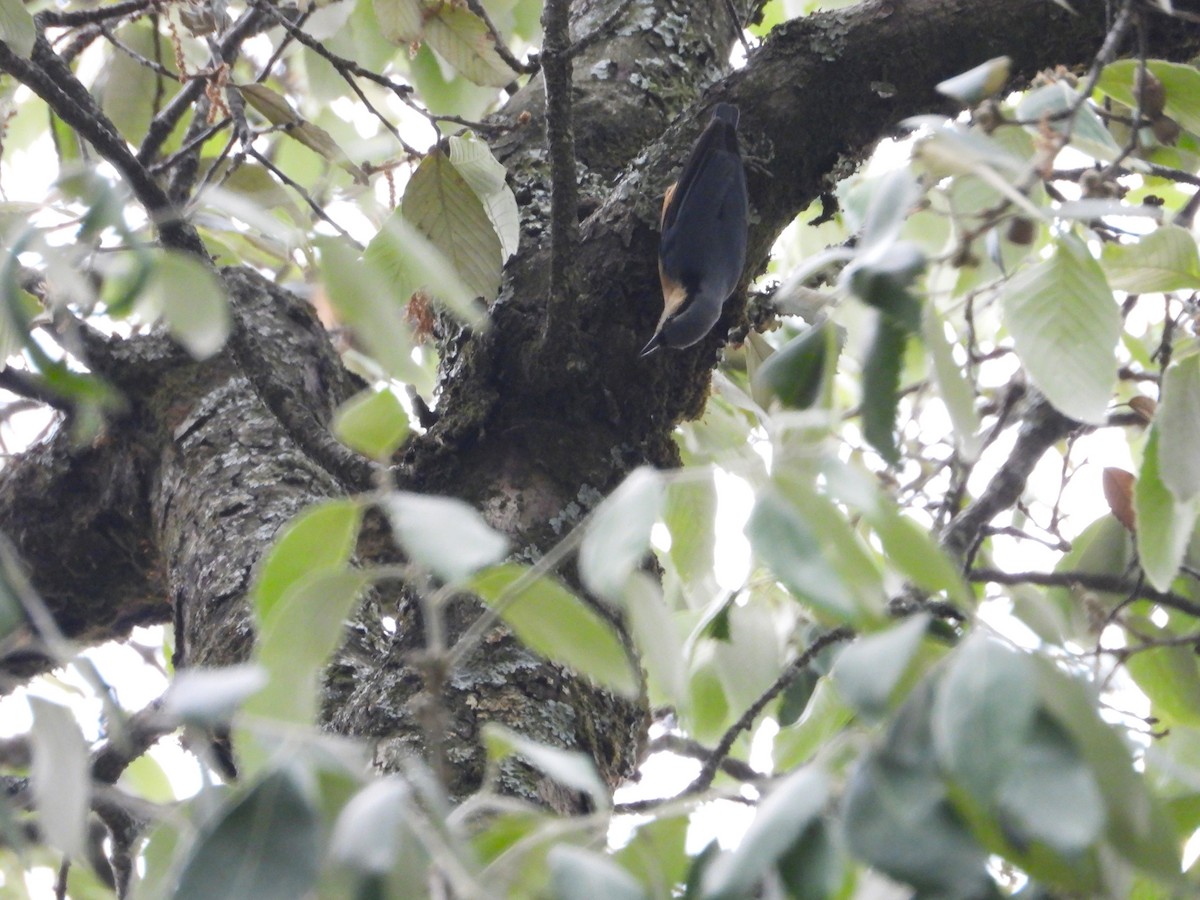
642,103,748,356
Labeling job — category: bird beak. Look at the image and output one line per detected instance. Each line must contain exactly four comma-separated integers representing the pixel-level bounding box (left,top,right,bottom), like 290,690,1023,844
640,334,662,357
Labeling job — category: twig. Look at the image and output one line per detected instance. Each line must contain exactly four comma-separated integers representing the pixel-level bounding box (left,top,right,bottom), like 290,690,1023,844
687,627,855,794
968,568,1200,618
465,0,537,75
940,394,1078,567
36,0,152,28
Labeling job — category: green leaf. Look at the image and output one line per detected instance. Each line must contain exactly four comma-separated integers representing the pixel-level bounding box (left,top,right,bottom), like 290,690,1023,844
745,490,860,622
372,0,423,43
579,467,663,601
0,0,35,57
1155,354,1200,502
622,572,686,707
1125,620,1200,728
1032,655,1180,878
401,148,504,305
423,4,517,87
832,615,929,718
931,635,1038,801
936,56,1012,105
484,723,609,807
471,563,638,697
254,499,362,622
776,820,845,900
29,698,90,859
702,767,830,900
448,134,520,262
1001,234,1119,424
1098,60,1200,137
843,734,992,895
333,388,410,460
386,492,508,583
175,767,320,900
1135,426,1199,591
163,664,269,727
861,311,909,464
329,777,413,875
548,846,646,900
775,679,854,770
237,84,365,182
615,816,690,897
996,715,1105,855
99,23,178,141
662,475,718,591
1101,225,1200,294
250,569,370,722
923,305,981,460
751,320,840,409
316,236,429,387
135,250,231,359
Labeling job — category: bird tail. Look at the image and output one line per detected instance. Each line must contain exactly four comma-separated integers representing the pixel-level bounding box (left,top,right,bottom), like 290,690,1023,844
712,103,739,129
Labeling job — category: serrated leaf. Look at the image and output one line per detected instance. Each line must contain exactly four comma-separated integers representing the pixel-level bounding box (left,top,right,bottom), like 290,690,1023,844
832,615,929,718
372,0,424,43
386,492,508,583
135,250,231,359
931,635,1038,801
1102,225,1200,293
1001,235,1119,424
363,211,484,326
424,4,516,87
0,0,35,57
471,563,638,697
703,767,830,899
29,698,90,859
1155,354,1200,502
236,84,365,183
175,767,320,900
578,467,663,601
163,664,269,727
1135,426,1199,591
448,134,520,262
549,846,646,900
1098,60,1200,138
402,149,503,304
484,723,609,806
936,56,1011,105
254,499,362,621
333,388,410,460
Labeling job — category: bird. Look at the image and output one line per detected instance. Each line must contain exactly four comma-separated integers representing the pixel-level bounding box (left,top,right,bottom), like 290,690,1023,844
642,103,748,356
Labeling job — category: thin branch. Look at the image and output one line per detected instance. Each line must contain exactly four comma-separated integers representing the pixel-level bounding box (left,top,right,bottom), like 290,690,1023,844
137,6,266,166
940,394,1079,568
687,627,855,794
648,733,759,783
36,0,152,28
464,0,537,75
968,568,1200,619
0,368,71,411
